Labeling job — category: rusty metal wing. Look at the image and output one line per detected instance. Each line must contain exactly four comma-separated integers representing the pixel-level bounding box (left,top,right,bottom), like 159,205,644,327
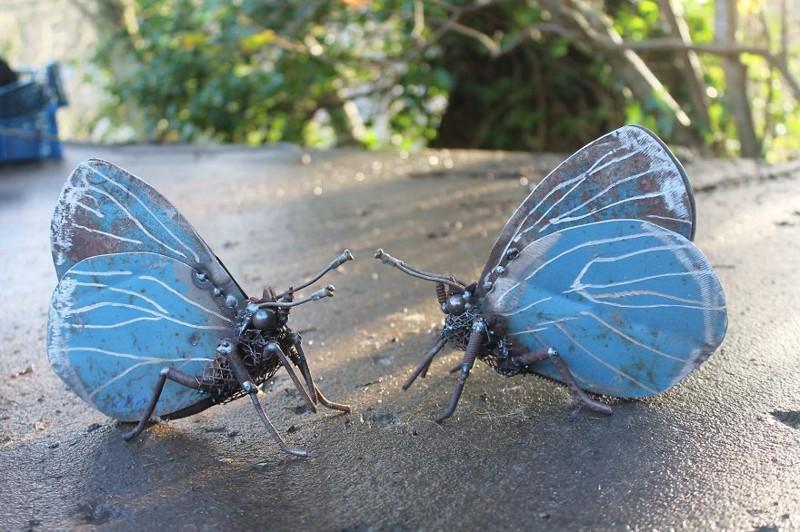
478,125,695,297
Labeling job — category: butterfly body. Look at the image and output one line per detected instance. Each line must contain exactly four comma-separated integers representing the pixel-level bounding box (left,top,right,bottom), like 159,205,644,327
200,290,330,406
161,300,308,414
376,125,727,421
47,160,352,456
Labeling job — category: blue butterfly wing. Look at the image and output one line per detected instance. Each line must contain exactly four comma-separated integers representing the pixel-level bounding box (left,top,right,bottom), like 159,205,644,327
483,219,727,398
47,252,236,421
479,126,694,296
50,159,245,309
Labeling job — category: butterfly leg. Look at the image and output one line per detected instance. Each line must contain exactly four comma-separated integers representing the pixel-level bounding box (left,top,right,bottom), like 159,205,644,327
402,335,448,390
289,333,317,404
290,333,351,413
419,362,431,379
417,284,450,380
435,319,485,423
513,348,612,415
222,341,308,458
313,384,351,412
122,367,204,442
435,282,448,308
266,341,317,413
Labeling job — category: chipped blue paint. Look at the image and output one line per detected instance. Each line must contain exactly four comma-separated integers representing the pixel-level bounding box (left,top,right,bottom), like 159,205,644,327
479,125,695,297
485,219,727,398
47,252,233,421
50,159,245,310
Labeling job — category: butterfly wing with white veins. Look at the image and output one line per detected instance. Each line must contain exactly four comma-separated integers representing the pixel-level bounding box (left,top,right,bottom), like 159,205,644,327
50,159,245,310
46,252,236,420
478,126,695,297
483,219,726,398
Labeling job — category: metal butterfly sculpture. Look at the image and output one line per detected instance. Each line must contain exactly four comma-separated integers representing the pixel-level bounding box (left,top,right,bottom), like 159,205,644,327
47,160,352,457
375,125,727,422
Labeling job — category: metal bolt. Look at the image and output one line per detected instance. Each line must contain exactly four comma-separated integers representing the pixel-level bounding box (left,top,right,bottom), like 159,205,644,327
217,340,233,355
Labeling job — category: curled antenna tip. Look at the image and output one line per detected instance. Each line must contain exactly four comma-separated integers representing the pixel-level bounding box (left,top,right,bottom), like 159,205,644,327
310,284,335,300
332,249,355,268
374,248,400,266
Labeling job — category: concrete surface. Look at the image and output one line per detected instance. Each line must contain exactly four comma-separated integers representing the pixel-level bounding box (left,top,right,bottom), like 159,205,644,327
0,144,798,531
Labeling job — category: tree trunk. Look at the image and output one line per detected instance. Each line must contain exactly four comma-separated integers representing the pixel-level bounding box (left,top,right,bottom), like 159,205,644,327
660,0,711,135
539,0,697,145
714,0,761,157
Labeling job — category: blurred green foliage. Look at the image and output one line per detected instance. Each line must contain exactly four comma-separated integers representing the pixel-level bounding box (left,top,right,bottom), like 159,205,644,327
91,0,799,158
94,0,449,150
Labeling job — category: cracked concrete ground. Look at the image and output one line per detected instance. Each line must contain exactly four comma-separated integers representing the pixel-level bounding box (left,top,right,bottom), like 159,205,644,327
0,144,798,531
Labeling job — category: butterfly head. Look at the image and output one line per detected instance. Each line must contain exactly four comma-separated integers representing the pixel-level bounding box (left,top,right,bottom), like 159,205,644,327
241,294,284,336
443,293,466,315
250,307,280,331
440,282,478,316
242,283,335,333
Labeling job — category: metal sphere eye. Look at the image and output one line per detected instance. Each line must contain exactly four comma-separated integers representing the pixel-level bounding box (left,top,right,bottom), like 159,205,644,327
445,294,466,315
252,308,277,330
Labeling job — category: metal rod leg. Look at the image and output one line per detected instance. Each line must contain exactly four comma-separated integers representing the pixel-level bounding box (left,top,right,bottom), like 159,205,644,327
403,336,448,390
225,344,308,457
419,361,431,379
551,356,613,415
247,393,308,458
314,384,351,413
291,334,351,413
290,334,317,403
513,348,612,415
267,342,317,413
512,348,552,366
123,367,202,442
435,321,484,424
435,282,447,307
422,282,448,380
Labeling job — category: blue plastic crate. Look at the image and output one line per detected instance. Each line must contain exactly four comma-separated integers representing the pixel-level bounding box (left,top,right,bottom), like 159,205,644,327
0,62,67,163
0,103,62,161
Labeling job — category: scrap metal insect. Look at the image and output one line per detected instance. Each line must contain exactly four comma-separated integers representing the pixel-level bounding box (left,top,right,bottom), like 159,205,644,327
47,159,351,457
375,125,727,422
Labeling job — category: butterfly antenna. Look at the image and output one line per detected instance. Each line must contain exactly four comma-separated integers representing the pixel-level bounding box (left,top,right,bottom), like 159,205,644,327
259,285,335,309
373,249,464,290
280,250,354,298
